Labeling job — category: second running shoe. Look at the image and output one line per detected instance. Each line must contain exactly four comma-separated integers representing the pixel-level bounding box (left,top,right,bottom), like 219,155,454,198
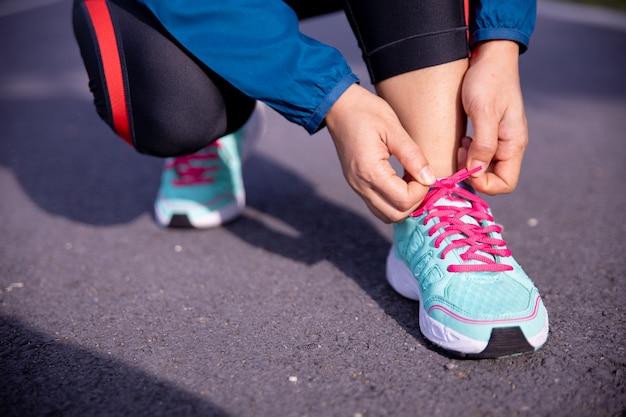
154,103,264,228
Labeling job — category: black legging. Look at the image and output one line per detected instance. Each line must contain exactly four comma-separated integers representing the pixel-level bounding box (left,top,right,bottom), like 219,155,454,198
72,0,468,157
344,0,469,83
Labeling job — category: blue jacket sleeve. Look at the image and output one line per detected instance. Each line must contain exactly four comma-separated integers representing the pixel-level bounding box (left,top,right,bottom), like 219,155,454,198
136,0,359,134
470,0,537,53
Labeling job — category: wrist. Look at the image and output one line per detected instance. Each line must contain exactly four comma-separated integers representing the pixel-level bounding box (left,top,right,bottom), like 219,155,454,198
470,40,519,67
324,83,366,131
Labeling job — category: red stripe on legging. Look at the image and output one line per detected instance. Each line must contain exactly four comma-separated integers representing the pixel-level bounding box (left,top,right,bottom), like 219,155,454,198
464,0,471,57
83,0,132,146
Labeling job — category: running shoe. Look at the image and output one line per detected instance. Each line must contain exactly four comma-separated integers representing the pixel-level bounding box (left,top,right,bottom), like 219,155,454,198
387,168,549,358
154,104,264,228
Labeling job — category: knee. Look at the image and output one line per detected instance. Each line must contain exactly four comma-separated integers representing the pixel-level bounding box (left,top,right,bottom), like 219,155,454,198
131,106,224,157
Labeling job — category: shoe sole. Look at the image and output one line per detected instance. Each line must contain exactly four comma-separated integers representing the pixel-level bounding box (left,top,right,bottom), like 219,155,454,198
154,197,244,229
386,246,549,358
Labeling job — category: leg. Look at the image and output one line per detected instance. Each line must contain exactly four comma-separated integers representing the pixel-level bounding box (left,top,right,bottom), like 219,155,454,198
343,0,469,177
72,0,258,228
376,60,468,178
72,0,255,157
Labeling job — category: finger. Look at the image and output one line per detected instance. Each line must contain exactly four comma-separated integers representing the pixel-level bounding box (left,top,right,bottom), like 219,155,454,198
386,129,435,187
456,136,472,172
470,153,523,194
343,142,428,220
367,170,430,219
352,173,407,223
470,116,527,194
363,199,393,224
466,114,499,178
468,148,508,193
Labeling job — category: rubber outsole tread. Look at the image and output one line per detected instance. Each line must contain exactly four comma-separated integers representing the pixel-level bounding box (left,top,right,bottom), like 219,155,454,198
167,214,194,228
445,326,536,359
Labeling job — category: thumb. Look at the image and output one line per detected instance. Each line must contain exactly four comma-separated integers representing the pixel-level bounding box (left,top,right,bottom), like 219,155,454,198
466,116,499,178
388,130,435,187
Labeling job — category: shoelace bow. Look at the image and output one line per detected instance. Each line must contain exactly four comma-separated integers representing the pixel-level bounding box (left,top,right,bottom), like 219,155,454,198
411,167,513,273
165,142,221,186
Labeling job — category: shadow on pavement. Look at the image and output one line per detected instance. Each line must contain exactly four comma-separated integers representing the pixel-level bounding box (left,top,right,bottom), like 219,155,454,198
0,314,230,417
230,154,429,347
0,97,162,226
0,90,432,351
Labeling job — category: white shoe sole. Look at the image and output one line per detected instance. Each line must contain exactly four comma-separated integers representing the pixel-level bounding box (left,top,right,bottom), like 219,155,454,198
386,247,549,357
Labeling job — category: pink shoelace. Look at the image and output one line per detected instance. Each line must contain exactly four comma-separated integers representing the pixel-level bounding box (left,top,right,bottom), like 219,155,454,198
164,142,221,186
411,167,513,273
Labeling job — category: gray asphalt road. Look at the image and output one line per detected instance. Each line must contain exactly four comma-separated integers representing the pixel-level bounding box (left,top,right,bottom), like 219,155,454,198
1,1,625,416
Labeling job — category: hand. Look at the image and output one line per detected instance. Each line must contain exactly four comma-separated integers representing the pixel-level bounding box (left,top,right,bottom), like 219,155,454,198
325,84,435,223
459,40,528,194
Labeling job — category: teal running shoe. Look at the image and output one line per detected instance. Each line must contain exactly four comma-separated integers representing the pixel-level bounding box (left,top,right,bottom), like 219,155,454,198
154,104,265,228
387,168,549,358
154,129,245,228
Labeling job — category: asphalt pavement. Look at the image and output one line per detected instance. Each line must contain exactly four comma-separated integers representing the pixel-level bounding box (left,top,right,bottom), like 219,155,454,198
1,1,625,416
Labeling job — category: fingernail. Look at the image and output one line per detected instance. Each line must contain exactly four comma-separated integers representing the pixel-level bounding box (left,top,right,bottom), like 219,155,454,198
418,166,436,185
469,160,486,176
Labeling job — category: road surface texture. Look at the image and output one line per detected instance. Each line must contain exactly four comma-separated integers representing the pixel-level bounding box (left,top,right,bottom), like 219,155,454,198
1,1,625,416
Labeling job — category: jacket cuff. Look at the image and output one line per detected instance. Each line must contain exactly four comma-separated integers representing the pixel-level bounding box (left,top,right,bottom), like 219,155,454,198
303,73,359,134
470,28,531,54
